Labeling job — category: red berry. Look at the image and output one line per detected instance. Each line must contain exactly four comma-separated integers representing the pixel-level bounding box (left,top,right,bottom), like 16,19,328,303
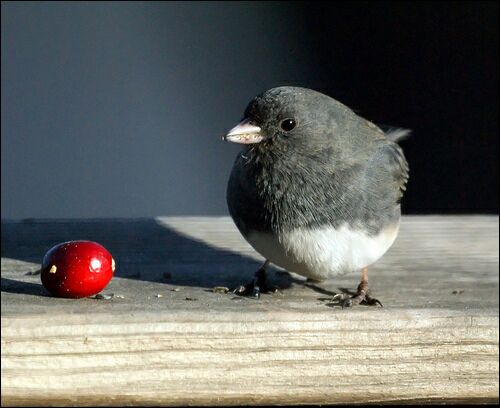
41,241,115,298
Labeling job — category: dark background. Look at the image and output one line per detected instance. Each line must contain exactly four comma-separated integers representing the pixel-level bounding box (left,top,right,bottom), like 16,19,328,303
2,1,498,219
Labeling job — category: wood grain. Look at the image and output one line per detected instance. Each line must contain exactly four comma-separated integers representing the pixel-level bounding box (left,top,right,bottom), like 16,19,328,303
1,216,499,406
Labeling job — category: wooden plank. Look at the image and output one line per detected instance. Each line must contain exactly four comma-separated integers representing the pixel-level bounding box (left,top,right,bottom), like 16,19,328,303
1,216,499,405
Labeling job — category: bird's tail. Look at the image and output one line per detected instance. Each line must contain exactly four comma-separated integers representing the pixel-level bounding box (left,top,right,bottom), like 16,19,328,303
384,128,411,143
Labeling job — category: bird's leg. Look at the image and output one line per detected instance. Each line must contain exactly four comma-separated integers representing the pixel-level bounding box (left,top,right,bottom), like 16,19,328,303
233,260,275,299
336,267,383,308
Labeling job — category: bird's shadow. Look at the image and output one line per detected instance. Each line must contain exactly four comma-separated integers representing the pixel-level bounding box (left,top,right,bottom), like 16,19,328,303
1,218,293,297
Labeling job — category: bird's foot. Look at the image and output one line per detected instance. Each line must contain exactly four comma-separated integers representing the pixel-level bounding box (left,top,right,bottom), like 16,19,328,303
331,267,383,308
233,263,278,299
233,282,261,298
233,280,279,299
332,284,384,309
332,289,383,308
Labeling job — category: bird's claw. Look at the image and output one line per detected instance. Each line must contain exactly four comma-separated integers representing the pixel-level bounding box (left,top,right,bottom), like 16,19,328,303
363,295,383,307
331,293,351,308
233,281,280,299
233,283,261,299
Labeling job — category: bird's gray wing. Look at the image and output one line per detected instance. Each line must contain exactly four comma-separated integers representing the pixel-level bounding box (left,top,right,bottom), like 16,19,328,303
356,121,410,205
361,122,410,204
377,139,409,204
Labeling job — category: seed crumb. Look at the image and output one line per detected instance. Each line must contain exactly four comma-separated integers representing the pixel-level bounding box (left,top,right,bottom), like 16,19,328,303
93,293,114,300
212,286,229,294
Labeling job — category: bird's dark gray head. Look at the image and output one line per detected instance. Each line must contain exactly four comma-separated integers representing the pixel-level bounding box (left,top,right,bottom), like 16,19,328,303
223,87,362,155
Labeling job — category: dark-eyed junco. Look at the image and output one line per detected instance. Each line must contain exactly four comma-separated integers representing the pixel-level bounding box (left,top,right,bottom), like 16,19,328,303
223,87,409,307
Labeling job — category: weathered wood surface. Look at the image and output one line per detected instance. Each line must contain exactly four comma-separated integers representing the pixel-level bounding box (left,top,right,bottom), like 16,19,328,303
1,216,499,406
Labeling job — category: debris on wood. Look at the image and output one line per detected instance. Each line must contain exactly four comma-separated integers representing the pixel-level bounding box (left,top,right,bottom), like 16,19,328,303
91,293,114,300
212,286,229,294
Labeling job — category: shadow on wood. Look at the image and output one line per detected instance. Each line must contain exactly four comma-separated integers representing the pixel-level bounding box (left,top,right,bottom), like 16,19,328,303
0,218,292,292
1,277,49,297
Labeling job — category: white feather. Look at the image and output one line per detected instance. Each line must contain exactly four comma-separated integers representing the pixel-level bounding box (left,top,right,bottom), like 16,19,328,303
245,223,400,281
385,128,411,142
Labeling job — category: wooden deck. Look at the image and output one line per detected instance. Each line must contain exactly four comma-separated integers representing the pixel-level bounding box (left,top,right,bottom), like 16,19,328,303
1,215,499,406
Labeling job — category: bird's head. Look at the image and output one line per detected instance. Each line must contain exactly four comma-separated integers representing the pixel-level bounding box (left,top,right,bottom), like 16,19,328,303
222,86,355,154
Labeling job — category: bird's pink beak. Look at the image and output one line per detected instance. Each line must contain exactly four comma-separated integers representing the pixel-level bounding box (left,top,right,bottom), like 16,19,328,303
222,118,264,144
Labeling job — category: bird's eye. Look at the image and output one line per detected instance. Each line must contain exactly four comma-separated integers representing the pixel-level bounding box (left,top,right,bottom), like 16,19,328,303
280,118,296,132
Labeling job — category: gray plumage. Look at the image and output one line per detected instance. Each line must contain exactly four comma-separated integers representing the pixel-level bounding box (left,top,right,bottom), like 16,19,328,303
226,86,409,239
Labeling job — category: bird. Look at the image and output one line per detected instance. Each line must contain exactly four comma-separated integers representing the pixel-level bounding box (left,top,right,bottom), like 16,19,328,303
223,86,409,307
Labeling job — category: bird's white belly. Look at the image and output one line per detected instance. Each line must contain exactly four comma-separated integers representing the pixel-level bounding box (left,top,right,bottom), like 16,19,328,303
245,222,399,280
